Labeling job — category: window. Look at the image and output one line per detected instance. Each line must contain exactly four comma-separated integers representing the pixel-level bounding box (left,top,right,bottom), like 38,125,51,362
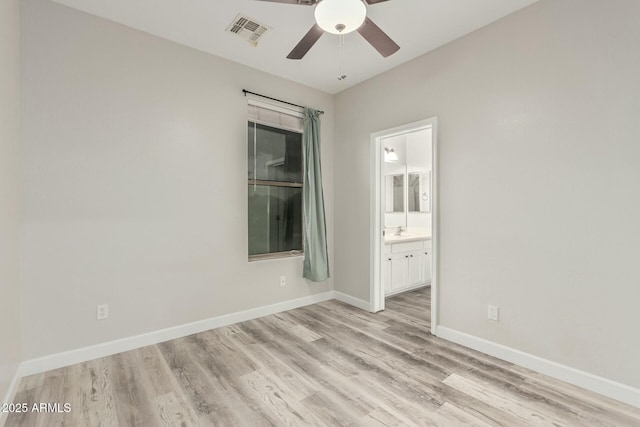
248,102,304,260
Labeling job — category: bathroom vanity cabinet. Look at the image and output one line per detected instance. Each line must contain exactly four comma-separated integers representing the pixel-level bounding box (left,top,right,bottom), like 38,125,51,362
384,239,431,296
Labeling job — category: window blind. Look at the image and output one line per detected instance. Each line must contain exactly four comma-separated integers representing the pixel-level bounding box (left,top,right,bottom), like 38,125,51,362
248,99,303,133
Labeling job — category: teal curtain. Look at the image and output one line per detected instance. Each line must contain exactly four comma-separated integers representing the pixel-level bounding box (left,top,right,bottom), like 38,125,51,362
303,108,330,282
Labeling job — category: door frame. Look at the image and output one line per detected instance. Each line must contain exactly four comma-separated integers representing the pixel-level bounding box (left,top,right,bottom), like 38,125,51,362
369,117,438,335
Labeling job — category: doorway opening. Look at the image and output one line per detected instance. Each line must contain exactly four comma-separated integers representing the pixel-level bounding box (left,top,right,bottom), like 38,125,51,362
370,118,438,335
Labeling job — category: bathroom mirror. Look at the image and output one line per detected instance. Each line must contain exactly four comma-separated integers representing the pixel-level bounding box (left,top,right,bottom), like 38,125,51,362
408,172,431,213
385,174,404,213
408,173,420,212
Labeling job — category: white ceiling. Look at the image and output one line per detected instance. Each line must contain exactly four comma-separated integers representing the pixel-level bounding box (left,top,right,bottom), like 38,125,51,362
51,0,539,94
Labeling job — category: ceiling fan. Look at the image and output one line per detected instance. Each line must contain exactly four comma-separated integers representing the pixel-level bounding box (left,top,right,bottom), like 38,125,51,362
255,0,400,60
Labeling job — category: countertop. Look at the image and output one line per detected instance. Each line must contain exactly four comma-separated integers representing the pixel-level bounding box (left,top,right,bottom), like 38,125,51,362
384,234,432,244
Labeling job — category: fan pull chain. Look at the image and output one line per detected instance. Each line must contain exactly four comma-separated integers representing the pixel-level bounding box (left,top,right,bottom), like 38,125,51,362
338,34,347,81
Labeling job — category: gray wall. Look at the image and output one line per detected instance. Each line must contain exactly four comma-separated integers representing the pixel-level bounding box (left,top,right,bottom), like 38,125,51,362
0,0,22,402
21,0,334,359
334,0,640,388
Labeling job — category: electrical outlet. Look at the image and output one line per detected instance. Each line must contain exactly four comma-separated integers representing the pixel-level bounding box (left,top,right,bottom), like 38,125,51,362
280,276,286,287
488,305,499,321
97,304,109,320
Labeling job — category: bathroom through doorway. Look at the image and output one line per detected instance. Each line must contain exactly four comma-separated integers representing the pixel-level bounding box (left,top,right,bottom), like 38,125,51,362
370,117,438,335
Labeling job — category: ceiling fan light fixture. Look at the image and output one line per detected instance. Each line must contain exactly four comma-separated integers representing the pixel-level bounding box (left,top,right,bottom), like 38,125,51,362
314,0,366,35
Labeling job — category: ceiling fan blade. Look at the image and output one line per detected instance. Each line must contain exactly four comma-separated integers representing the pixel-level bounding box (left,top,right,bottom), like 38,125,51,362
364,0,391,4
287,24,324,59
357,17,400,57
253,0,316,5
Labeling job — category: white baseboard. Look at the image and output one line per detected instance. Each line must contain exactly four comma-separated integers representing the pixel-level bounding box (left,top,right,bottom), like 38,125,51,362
1,364,23,427
20,291,334,377
436,326,640,409
333,291,371,311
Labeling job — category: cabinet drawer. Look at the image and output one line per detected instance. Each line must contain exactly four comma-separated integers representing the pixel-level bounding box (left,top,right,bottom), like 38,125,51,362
391,241,424,253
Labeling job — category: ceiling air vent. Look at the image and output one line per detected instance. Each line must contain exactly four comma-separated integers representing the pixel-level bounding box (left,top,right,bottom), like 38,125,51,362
226,14,270,47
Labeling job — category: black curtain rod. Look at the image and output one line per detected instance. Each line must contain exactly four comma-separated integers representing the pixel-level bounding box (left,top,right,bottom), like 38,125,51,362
242,89,324,115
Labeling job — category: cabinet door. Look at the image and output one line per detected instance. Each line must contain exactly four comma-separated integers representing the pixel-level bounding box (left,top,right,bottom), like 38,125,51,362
384,256,392,293
390,255,409,291
423,248,432,284
407,251,425,286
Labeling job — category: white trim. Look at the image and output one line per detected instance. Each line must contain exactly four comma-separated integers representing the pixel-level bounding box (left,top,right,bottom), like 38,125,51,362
430,119,439,335
369,128,384,313
1,364,23,427
333,291,370,311
436,326,640,409
370,117,439,329
20,292,334,377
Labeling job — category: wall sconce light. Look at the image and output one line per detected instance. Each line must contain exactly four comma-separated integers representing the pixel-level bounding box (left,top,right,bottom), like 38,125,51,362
384,147,398,162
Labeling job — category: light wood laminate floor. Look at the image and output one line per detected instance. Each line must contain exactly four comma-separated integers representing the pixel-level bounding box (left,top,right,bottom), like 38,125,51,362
7,287,640,426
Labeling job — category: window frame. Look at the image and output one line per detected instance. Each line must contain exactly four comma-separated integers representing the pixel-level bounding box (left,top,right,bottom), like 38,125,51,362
247,118,305,262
